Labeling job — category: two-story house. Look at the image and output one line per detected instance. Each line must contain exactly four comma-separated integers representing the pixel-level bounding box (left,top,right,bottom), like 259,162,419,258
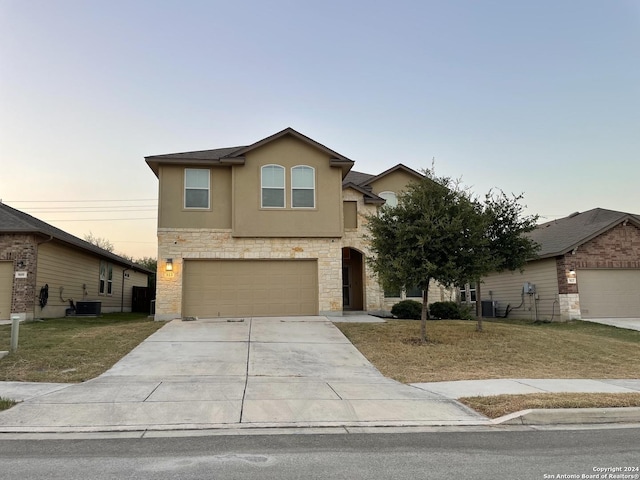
145,127,425,320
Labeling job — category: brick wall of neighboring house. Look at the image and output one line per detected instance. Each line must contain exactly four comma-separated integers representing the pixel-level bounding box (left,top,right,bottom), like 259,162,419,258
556,222,640,295
554,222,640,320
0,233,38,320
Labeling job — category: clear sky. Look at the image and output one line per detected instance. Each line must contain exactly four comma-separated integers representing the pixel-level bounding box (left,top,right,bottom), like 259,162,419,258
1,0,638,259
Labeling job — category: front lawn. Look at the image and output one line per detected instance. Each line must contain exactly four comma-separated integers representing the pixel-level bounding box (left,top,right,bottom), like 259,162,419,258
335,318,640,383
0,313,164,383
336,318,640,417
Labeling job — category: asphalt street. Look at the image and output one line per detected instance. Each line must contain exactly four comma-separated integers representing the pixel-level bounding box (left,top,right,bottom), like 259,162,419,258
1,428,638,480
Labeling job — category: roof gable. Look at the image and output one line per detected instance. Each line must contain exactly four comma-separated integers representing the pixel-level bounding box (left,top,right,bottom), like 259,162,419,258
145,127,355,178
359,164,423,187
0,203,151,273
530,208,640,259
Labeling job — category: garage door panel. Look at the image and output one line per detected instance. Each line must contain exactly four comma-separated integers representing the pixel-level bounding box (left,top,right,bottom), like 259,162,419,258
183,260,318,318
578,269,640,318
0,262,14,321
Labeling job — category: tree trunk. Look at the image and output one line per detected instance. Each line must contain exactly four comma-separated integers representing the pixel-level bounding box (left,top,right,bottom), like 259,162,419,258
475,281,483,332
420,280,430,344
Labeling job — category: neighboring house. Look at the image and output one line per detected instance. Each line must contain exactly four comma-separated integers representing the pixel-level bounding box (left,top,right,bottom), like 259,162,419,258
146,127,444,320
481,208,640,321
0,203,151,321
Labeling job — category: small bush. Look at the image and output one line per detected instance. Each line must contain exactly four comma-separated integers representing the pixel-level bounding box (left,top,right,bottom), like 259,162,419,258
429,301,462,319
391,300,422,320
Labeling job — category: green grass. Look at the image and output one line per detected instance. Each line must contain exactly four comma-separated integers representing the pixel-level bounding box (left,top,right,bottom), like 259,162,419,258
0,313,164,383
0,397,17,411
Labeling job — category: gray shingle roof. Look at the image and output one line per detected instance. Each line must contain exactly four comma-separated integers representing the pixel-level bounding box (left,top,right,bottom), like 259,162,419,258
343,170,375,186
0,202,152,273
145,146,245,161
530,208,640,258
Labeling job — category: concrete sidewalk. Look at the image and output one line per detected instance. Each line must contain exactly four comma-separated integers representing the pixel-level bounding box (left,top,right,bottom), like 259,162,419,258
411,379,640,398
0,316,486,433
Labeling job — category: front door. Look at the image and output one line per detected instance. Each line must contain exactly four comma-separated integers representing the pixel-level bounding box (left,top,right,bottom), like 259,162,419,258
342,247,364,311
342,265,352,308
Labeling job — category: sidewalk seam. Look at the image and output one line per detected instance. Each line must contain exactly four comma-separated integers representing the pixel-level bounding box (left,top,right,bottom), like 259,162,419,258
239,318,252,423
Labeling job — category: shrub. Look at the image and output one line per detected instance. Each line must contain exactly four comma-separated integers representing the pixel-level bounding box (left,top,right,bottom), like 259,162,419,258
391,300,422,320
429,301,462,319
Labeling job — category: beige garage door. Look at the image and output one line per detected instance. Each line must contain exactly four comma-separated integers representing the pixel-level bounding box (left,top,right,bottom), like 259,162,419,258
578,269,640,318
0,262,14,320
183,260,318,318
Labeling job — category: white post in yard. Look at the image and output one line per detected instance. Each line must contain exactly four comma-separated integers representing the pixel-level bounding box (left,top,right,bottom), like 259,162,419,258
10,315,20,352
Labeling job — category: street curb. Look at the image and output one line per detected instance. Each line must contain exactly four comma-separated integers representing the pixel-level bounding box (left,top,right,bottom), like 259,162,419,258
493,407,640,425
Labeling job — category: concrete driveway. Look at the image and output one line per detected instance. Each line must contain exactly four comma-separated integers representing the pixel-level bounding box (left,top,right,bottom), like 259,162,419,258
0,316,487,433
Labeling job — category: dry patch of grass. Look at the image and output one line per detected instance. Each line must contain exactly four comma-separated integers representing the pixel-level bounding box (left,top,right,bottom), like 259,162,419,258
335,319,640,383
0,313,164,383
460,392,640,419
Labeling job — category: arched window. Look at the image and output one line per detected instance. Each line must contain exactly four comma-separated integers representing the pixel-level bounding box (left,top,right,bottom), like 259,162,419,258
379,191,398,208
291,166,315,208
261,165,285,208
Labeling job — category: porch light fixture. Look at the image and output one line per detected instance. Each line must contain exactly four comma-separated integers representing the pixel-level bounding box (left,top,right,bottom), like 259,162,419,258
165,259,173,271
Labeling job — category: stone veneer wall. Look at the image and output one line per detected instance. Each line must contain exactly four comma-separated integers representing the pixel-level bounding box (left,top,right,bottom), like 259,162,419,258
0,233,38,321
156,228,344,320
341,189,385,312
558,293,580,321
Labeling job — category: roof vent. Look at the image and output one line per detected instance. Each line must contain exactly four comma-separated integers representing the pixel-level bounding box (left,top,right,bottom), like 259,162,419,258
568,211,580,218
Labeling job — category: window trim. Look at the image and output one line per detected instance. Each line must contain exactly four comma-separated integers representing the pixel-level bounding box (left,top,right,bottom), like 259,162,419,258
184,168,211,210
379,191,398,209
460,283,477,303
99,261,107,295
107,264,113,296
261,164,286,208
291,165,316,209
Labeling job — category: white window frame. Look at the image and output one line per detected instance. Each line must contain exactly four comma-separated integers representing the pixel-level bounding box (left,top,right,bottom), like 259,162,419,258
184,168,210,209
291,165,315,208
107,264,113,296
261,164,286,208
99,261,107,295
379,191,398,208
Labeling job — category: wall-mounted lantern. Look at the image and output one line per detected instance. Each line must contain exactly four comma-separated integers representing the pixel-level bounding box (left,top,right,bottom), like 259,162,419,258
165,259,173,272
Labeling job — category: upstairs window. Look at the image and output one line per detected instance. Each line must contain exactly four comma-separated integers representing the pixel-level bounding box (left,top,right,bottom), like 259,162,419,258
379,191,398,208
184,168,210,209
261,165,285,208
292,166,315,208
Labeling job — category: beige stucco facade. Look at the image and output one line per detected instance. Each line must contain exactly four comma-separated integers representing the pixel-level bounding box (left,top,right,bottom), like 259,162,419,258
149,128,447,321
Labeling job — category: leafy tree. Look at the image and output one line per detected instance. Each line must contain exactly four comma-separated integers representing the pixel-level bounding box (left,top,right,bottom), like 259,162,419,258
366,171,538,343
475,190,539,330
83,231,115,252
134,256,157,273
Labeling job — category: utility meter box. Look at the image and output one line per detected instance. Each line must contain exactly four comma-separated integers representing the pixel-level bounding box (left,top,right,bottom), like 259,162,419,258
523,282,536,294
